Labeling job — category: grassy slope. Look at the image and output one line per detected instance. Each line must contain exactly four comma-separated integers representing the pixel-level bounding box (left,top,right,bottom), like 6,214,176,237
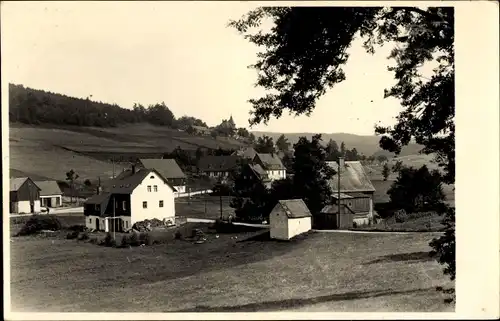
9,123,246,181
9,224,453,312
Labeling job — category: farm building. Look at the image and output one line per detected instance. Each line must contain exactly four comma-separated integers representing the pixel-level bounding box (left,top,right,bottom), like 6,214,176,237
34,180,63,208
253,153,286,181
317,158,376,229
197,155,241,180
269,199,312,241
84,168,177,232
137,158,187,193
231,146,257,160
9,177,41,214
241,163,272,188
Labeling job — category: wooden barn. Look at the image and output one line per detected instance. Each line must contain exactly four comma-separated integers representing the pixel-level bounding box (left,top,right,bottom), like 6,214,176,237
10,177,41,214
314,158,376,229
269,199,312,241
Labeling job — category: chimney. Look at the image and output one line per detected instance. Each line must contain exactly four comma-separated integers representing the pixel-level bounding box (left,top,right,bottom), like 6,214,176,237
96,176,101,195
132,164,136,174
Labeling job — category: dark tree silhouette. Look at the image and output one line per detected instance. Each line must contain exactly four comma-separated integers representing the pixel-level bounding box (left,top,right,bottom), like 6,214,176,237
275,134,291,153
230,6,455,282
254,135,276,153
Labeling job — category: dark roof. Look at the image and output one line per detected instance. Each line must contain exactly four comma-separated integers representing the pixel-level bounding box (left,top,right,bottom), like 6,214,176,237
85,192,111,205
33,180,63,196
103,168,177,194
198,155,241,172
321,204,355,214
139,158,186,179
247,164,270,181
326,161,376,193
276,199,312,218
10,177,41,192
232,147,257,159
255,153,285,170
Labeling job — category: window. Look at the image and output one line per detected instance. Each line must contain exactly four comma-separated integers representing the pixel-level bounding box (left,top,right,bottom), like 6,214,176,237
147,185,151,192
143,201,147,209
150,175,155,179
154,185,158,192
159,200,164,207
122,201,126,210
125,221,128,228
89,218,92,223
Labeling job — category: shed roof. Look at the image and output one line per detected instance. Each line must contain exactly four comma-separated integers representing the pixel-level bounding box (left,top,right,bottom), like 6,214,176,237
198,155,241,172
85,192,111,205
321,204,355,214
10,177,40,192
326,161,376,193
34,180,63,196
332,193,354,199
139,158,186,179
277,199,312,218
255,153,285,170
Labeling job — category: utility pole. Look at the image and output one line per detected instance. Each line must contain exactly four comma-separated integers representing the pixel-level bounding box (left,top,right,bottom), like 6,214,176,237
338,157,342,227
112,195,116,240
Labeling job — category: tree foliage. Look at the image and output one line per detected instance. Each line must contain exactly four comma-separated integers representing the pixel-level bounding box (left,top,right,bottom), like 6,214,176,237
382,163,390,181
254,135,276,153
275,134,291,153
388,165,446,213
230,6,455,280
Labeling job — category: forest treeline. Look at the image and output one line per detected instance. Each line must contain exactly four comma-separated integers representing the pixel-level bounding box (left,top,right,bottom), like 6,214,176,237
8,83,208,129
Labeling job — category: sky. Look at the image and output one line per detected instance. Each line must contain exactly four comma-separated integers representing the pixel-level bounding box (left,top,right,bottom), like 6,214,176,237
2,1,405,135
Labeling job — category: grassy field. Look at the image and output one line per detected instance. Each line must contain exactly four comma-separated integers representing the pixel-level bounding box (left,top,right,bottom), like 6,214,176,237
353,212,446,232
9,123,246,181
175,195,235,220
9,220,454,312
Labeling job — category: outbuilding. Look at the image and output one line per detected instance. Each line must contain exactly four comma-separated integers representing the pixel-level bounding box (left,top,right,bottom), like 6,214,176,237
10,177,41,214
269,199,312,241
34,180,63,208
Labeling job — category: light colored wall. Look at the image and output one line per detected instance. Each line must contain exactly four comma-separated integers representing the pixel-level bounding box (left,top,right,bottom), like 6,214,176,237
266,169,287,181
269,207,289,240
86,215,132,232
174,185,186,194
130,171,176,225
288,217,312,238
40,195,62,207
15,200,41,213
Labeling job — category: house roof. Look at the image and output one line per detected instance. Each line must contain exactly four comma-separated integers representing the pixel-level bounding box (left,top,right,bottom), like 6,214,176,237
103,168,177,194
255,153,285,170
232,147,257,159
198,155,241,172
10,177,40,192
326,161,376,193
139,158,186,179
277,199,312,218
332,193,354,199
321,204,355,214
248,164,270,181
33,180,63,196
85,192,111,205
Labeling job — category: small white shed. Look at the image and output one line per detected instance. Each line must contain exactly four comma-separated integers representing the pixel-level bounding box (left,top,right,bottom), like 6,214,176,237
269,199,312,241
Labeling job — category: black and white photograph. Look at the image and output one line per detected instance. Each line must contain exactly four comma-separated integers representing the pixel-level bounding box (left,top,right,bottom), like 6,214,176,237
2,0,498,318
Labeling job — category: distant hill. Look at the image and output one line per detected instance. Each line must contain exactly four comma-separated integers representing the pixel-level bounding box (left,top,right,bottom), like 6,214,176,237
251,131,423,158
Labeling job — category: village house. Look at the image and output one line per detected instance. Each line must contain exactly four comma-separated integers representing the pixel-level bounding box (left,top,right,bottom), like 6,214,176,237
84,167,177,232
34,180,63,208
9,177,41,214
240,163,272,188
269,199,313,241
316,158,376,229
197,155,241,180
137,158,187,194
252,153,287,181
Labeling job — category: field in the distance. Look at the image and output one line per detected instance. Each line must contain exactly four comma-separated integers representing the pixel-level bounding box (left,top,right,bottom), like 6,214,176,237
9,122,246,181
10,225,453,312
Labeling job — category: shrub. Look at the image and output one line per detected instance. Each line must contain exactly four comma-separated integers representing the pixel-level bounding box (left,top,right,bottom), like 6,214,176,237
66,231,79,239
139,232,153,246
129,232,140,246
88,237,98,244
68,225,87,232
77,232,89,241
102,232,117,247
120,235,130,247
394,209,408,223
174,231,182,240
16,215,62,236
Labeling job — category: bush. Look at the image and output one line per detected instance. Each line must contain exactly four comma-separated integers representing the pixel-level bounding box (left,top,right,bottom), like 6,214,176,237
77,232,89,241
174,231,183,240
120,235,130,247
68,225,87,232
139,232,153,246
394,209,408,223
66,231,79,239
88,237,98,244
129,232,140,246
102,232,117,247
16,215,62,236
